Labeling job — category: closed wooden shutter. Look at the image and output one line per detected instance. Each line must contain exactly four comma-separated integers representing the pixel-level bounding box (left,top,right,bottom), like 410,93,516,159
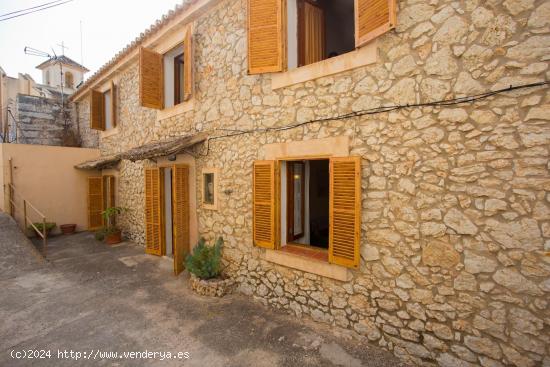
329,157,361,268
183,29,193,101
247,0,286,74
90,90,105,131
87,177,103,230
253,161,276,249
299,0,325,66
172,165,190,275
110,81,117,127
139,47,164,109
144,168,162,255
355,0,397,48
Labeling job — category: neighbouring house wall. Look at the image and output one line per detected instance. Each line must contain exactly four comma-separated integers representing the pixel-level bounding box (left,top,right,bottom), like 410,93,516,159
0,143,100,233
15,94,78,146
77,0,550,365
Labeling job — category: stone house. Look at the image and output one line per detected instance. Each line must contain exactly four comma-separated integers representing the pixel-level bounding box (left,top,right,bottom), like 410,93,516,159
71,0,550,365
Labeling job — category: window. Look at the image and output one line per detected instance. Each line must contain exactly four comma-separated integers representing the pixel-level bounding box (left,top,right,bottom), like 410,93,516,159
287,0,355,69
163,45,184,109
139,28,193,110
90,81,116,131
202,168,218,210
247,0,396,74
65,71,74,88
253,157,361,269
45,70,50,85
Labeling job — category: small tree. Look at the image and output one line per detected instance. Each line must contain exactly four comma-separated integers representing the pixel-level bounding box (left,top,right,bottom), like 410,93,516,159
101,206,126,234
185,237,223,280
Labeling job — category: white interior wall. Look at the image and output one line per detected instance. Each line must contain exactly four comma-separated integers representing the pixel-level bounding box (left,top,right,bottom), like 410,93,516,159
280,161,311,246
281,161,287,246
164,167,173,256
163,45,184,109
287,0,298,70
104,90,112,130
294,161,310,245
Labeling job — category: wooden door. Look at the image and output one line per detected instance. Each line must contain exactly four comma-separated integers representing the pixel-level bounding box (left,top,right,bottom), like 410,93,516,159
145,168,163,256
87,177,103,230
172,164,190,275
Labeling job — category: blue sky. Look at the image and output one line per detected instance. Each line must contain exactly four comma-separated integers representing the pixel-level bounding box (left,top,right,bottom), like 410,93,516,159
0,0,182,82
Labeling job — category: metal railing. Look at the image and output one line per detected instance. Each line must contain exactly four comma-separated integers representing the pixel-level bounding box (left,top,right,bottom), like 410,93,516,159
7,183,48,257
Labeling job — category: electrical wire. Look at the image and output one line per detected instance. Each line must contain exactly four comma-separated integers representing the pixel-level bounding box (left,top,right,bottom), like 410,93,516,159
0,0,73,22
196,81,549,156
0,0,63,18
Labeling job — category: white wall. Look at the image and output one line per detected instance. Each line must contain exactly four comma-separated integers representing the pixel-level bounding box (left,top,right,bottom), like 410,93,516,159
280,161,311,246
163,45,184,109
287,0,298,70
41,64,84,93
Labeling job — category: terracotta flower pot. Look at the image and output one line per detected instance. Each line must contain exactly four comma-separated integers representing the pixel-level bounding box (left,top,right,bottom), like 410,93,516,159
60,224,76,235
105,230,122,245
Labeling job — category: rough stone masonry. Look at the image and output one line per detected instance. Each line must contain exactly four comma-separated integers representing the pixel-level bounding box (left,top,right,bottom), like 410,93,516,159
77,0,550,365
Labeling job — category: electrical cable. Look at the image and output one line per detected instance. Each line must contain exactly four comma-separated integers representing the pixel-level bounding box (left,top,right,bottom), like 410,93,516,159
0,0,73,22
196,81,549,157
0,0,63,18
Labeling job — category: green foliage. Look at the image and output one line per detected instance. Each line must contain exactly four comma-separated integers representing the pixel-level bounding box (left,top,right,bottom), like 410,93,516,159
94,229,106,241
101,206,127,230
28,222,56,233
185,237,223,280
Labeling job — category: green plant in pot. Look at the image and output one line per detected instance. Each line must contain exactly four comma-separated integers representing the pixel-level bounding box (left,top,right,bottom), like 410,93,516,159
185,237,223,280
101,206,127,245
27,222,56,237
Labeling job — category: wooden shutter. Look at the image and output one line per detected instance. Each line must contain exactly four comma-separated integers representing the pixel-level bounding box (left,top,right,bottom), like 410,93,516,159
329,156,361,268
110,81,117,127
90,90,105,131
298,0,325,66
172,165,190,275
139,47,164,109
253,161,276,249
355,0,397,48
87,177,103,230
183,29,193,101
247,0,286,74
144,168,162,256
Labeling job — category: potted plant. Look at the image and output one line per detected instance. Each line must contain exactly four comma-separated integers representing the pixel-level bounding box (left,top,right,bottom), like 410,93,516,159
28,222,56,237
60,224,77,235
101,206,126,245
185,236,235,297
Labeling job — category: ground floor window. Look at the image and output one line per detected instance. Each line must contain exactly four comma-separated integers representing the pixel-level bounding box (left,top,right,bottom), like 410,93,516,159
282,160,329,250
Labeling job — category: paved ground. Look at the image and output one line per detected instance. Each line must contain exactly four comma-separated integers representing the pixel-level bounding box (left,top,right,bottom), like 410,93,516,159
0,213,408,367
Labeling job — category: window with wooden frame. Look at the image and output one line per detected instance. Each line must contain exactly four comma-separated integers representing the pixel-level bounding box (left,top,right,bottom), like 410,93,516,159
247,0,396,73
252,156,361,269
65,71,74,88
90,81,117,131
202,168,218,210
139,28,193,110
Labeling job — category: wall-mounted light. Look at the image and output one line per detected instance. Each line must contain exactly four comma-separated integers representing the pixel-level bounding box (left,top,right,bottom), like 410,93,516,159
167,154,177,161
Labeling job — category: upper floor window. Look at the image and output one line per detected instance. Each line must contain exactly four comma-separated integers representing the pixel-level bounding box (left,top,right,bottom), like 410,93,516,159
65,71,74,88
45,70,50,85
248,0,396,75
90,81,117,131
288,0,355,69
138,28,193,110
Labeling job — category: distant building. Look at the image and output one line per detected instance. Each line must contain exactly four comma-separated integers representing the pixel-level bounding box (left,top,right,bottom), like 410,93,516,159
0,55,88,145
35,55,89,94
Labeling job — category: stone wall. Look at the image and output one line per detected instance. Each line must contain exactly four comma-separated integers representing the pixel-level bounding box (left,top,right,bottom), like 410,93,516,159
77,0,550,365
16,94,79,146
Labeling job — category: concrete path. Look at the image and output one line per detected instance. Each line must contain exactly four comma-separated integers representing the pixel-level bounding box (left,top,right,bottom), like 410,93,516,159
0,213,408,366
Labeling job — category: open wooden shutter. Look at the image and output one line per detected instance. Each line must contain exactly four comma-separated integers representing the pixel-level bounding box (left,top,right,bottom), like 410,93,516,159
110,81,117,127
298,0,325,66
247,0,286,74
329,156,361,268
172,165,190,275
253,161,276,249
144,168,162,255
139,47,164,109
87,177,103,230
90,90,104,131
355,0,397,48
183,29,193,101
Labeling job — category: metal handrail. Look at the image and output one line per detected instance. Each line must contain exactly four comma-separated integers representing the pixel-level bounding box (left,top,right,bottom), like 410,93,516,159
7,183,48,257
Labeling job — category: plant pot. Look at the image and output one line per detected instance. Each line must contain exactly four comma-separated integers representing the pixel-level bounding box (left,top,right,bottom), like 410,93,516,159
105,230,122,245
189,273,235,297
60,224,77,235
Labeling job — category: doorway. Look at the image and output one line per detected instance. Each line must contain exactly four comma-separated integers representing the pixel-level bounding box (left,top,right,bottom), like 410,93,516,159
144,164,190,275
